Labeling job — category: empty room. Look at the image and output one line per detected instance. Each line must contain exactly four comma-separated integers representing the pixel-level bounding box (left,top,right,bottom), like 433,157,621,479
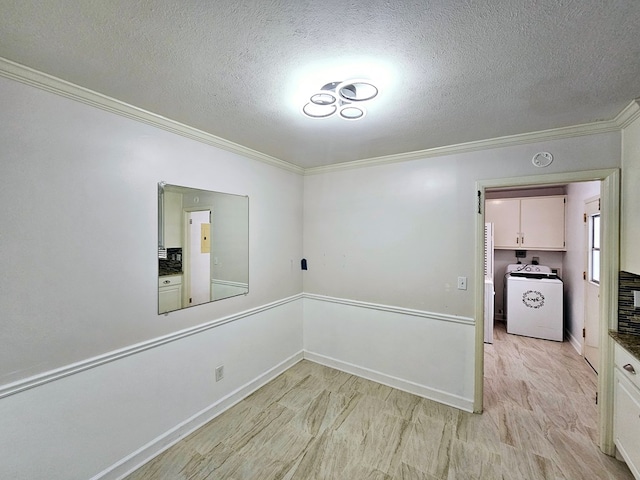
1,1,640,479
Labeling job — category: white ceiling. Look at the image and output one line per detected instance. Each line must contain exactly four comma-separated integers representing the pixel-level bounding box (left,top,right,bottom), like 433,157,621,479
1,1,639,169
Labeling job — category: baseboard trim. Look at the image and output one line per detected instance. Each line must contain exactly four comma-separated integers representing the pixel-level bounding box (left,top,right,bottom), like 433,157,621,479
566,328,583,355
303,351,474,413
303,293,474,326
93,350,304,480
0,294,303,399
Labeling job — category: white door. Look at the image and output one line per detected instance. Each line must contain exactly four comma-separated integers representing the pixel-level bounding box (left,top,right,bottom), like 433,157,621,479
188,210,211,307
584,197,600,373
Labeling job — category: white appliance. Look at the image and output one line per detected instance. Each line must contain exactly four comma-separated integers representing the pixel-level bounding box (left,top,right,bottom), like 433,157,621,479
484,223,495,343
505,264,563,341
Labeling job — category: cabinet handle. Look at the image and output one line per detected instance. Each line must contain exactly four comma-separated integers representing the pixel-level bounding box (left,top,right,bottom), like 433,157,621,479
521,234,525,245
516,237,519,244
623,364,636,374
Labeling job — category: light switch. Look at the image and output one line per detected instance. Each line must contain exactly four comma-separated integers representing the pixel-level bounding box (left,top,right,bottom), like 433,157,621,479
457,276,467,290
634,291,640,308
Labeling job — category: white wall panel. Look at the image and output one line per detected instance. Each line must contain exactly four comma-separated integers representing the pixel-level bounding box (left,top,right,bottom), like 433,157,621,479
0,299,303,480
303,296,475,411
303,133,620,317
0,75,303,384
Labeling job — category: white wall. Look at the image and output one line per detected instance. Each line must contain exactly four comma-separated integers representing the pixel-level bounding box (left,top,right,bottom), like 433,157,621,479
0,75,303,384
0,75,304,479
303,133,620,413
303,296,476,411
621,111,640,274
0,299,303,480
303,135,620,314
564,181,601,350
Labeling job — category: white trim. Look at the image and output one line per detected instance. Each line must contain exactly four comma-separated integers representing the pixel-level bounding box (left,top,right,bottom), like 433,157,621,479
211,279,249,289
1,57,637,177
0,294,303,399
615,99,640,130
303,293,474,326
303,351,474,412
0,57,303,175
92,351,304,480
566,328,583,355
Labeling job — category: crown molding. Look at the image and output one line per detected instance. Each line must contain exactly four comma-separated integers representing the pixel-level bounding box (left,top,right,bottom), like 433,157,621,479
615,98,640,129
304,115,626,175
0,57,304,175
1,57,636,177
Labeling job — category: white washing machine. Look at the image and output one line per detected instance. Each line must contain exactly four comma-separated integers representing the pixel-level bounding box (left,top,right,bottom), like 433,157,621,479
505,264,563,341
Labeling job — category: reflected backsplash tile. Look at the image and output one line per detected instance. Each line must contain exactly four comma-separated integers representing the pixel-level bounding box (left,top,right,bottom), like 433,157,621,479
619,271,640,335
159,247,182,276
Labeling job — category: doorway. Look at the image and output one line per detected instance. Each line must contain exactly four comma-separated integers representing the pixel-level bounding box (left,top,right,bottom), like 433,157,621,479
185,209,212,308
474,169,620,455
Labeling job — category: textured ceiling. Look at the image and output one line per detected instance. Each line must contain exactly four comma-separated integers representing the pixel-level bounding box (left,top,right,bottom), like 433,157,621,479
1,0,639,168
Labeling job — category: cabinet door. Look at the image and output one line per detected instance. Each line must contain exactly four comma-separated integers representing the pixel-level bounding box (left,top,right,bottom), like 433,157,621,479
485,199,521,249
520,197,565,250
164,190,183,248
615,372,640,479
159,284,182,314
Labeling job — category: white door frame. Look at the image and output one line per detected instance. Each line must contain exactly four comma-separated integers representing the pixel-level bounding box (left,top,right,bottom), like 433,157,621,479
474,168,620,456
182,206,213,308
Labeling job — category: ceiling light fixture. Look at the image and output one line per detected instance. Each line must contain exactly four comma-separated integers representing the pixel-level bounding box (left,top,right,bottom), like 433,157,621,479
302,79,378,120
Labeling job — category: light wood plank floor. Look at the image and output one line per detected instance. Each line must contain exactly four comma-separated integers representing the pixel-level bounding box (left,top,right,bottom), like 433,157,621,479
125,323,633,479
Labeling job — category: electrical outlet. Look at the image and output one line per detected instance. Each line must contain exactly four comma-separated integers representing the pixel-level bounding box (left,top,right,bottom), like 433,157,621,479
457,276,467,290
215,365,224,382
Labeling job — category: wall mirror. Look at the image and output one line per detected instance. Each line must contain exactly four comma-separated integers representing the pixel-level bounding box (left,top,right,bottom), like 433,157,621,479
158,182,249,314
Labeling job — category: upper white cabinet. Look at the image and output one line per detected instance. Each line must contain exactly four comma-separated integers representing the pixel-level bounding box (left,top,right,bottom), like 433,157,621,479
164,190,183,248
485,195,566,250
621,112,640,274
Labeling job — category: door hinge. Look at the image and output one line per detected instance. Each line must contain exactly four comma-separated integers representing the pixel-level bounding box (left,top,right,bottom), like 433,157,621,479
477,191,482,214
190,219,193,225
583,328,586,337
598,198,601,211
189,297,192,304
595,391,598,405
583,271,587,280
583,213,587,223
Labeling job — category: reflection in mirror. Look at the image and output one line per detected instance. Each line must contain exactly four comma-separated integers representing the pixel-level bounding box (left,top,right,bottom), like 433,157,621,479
158,183,249,314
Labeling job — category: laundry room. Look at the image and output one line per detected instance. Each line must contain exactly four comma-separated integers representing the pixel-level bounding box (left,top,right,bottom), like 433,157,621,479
484,179,602,367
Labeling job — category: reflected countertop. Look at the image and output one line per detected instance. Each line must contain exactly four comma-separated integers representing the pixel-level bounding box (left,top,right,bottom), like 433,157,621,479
159,271,183,277
610,331,640,362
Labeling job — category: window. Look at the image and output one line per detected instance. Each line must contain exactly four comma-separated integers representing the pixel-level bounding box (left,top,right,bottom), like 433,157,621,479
589,213,600,284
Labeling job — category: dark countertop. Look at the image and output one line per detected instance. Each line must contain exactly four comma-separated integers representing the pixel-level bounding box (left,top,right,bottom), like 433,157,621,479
610,331,640,362
159,271,183,277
